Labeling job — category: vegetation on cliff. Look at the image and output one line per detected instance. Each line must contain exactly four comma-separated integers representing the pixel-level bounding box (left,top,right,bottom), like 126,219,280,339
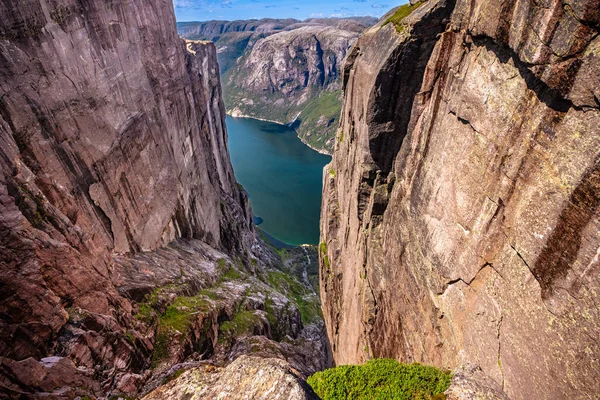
307,359,451,400
294,90,343,151
383,2,423,33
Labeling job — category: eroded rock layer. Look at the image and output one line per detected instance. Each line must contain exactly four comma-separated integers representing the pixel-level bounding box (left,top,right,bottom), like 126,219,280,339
320,1,600,399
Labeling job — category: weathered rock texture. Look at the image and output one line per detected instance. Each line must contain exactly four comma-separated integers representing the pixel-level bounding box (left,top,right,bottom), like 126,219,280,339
0,0,325,397
178,17,376,153
142,355,319,400
320,0,600,399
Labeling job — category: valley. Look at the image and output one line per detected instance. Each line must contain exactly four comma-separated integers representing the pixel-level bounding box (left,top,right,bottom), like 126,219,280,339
178,17,376,154
0,0,599,399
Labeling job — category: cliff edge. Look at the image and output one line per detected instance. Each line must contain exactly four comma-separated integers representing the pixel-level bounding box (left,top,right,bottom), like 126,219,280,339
320,0,600,398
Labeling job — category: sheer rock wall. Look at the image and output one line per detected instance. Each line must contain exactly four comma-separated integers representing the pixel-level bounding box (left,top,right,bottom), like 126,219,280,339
320,1,600,398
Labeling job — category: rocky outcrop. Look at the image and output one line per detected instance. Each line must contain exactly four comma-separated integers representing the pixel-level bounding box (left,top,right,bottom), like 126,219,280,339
178,18,376,153
142,355,319,400
320,0,600,399
0,0,325,397
445,365,509,400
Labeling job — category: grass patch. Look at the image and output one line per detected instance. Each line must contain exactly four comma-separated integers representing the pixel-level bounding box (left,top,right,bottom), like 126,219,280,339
160,296,212,332
267,271,322,324
218,267,243,283
134,285,178,323
320,242,331,271
215,257,244,283
295,90,342,152
307,359,452,400
219,310,263,343
383,2,423,33
151,294,215,367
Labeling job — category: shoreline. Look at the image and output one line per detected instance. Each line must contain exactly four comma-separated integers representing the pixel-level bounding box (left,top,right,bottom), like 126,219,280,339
227,111,332,156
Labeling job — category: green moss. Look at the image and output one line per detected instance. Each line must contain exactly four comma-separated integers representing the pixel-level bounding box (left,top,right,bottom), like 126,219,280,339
264,294,278,328
151,293,215,367
134,286,164,323
14,184,53,228
320,242,331,271
161,297,210,332
307,359,452,400
218,267,243,283
267,271,322,324
124,331,135,344
329,168,337,178
219,310,263,343
198,288,224,301
162,368,187,385
383,2,424,33
339,131,344,143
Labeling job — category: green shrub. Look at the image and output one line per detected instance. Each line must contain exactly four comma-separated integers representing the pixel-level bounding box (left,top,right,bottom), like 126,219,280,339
307,359,451,400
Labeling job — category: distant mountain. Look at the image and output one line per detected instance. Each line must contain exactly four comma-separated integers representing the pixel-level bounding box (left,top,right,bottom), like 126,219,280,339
177,17,377,153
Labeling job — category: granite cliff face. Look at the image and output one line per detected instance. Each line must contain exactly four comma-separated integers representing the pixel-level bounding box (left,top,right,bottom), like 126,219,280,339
179,17,376,153
320,0,600,399
0,0,325,397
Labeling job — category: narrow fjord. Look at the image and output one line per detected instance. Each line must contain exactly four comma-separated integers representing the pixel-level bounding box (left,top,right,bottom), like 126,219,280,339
227,116,331,246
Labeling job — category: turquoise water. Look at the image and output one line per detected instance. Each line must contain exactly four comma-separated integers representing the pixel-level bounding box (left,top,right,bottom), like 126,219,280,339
226,116,331,246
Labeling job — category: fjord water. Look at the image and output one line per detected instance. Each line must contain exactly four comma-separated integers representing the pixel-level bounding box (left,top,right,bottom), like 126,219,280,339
226,116,331,246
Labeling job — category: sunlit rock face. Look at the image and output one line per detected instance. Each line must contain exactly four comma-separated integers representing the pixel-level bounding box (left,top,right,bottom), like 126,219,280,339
320,0,600,399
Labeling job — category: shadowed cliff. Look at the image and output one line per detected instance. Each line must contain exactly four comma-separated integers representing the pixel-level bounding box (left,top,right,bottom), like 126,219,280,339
0,0,325,398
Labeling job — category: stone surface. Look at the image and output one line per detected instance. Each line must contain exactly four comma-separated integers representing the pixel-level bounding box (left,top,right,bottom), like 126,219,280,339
0,0,326,397
142,355,319,400
445,365,509,400
320,0,600,399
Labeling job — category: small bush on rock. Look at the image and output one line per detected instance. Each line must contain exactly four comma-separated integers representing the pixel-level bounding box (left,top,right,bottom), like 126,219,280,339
307,358,451,400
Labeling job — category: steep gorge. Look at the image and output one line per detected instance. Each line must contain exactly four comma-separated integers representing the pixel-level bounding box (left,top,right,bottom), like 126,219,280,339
0,0,325,398
320,0,600,398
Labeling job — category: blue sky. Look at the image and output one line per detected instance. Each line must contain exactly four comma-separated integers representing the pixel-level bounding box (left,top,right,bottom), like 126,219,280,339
174,0,409,21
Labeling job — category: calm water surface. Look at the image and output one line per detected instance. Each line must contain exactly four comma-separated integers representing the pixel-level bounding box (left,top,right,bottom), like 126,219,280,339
226,116,331,246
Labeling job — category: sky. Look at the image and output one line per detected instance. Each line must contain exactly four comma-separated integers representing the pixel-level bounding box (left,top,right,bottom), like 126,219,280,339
173,0,409,21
